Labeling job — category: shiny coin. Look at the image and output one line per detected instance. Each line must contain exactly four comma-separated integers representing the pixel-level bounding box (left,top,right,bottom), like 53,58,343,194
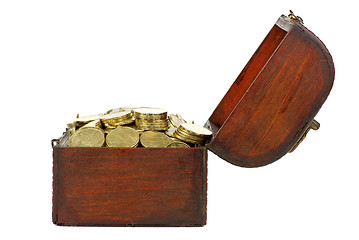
165,126,176,137
133,107,167,115
136,125,169,131
68,127,105,147
105,107,134,115
140,131,173,148
136,118,168,123
137,126,169,131
75,114,104,128
133,107,167,119
107,117,135,126
135,119,169,131
176,126,204,139
179,123,212,137
173,131,204,145
100,111,132,124
166,141,190,148
174,123,212,145
106,126,139,148
104,123,117,129
168,114,186,128
76,114,103,123
135,119,169,127
170,137,182,142
81,119,103,129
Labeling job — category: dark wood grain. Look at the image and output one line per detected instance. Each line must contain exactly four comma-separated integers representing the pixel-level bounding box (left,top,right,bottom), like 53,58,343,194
53,146,207,226
208,24,288,132
207,20,334,167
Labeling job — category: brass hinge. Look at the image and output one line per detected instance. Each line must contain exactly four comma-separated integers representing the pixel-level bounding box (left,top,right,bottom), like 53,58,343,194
288,10,304,24
290,119,320,152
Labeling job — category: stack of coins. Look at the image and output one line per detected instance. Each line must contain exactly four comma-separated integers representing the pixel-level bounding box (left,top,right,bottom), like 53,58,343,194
174,122,212,145
133,107,169,131
100,111,135,127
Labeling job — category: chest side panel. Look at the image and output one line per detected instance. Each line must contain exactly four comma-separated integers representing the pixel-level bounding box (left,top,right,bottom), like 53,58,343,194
53,147,207,226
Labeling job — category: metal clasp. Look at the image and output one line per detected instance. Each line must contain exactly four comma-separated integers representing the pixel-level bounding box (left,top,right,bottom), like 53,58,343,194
288,10,304,24
289,119,320,152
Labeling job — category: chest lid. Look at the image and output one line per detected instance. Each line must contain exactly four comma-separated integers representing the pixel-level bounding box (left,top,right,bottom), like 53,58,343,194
205,13,335,167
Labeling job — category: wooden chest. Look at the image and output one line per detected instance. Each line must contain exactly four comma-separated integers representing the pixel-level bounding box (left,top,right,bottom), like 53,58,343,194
52,14,334,226
53,134,207,226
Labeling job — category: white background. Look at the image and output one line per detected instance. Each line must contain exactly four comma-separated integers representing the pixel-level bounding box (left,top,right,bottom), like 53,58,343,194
1,0,358,239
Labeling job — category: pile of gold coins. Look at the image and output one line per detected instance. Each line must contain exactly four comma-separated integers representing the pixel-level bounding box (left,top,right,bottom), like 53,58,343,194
67,107,212,148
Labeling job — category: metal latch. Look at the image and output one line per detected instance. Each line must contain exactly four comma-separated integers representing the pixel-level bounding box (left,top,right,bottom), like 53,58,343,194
289,119,320,152
288,10,304,24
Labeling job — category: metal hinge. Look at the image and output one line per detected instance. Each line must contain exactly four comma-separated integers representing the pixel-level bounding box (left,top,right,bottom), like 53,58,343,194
290,119,320,152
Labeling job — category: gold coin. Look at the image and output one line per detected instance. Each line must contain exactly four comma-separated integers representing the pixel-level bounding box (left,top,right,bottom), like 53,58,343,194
135,119,169,130
173,123,211,144
136,125,169,131
106,126,139,148
133,107,167,119
170,137,182,142
165,126,177,137
135,118,168,123
76,114,103,123
104,123,117,129
173,131,204,145
179,123,212,137
75,114,104,128
135,120,169,127
174,123,212,145
81,119,103,129
100,111,132,124
107,117,135,126
68,127,105,147
176,127,204,140
140,131,173,148
135,117,168,123
166,141,190,148
168,114,186,128
175,128,206,143
137,126,169,131
133,107,167,115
